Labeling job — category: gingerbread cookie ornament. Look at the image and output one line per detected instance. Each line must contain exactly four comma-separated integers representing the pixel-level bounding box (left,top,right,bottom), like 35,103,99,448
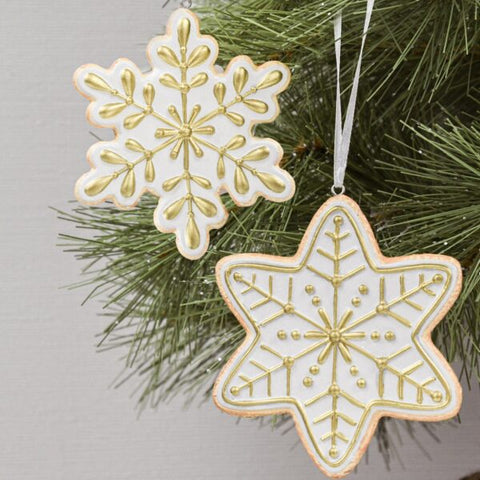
73,9,294,259
213,194,462,477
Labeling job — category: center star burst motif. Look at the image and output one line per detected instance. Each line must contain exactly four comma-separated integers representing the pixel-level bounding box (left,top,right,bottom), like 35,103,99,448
213,195,462,478
73,9,294,259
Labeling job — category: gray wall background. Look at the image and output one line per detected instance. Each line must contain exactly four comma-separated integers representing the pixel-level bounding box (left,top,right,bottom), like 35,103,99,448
0,1,478,478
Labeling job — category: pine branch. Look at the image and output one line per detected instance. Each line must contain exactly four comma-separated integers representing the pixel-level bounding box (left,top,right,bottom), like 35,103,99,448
59,0,480,416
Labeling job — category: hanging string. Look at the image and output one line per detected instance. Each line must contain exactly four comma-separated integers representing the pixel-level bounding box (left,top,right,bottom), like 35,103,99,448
332,0,375,194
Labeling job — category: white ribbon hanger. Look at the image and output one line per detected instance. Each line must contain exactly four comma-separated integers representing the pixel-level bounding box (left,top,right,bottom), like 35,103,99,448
332,0,375,193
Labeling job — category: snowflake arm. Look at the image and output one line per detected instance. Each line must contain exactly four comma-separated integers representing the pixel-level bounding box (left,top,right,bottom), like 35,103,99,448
213,195,462,478
73,9,294,259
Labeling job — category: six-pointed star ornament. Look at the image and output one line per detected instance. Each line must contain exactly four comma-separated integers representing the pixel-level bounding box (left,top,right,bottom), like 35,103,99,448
213,195,462,478
73,9,294,259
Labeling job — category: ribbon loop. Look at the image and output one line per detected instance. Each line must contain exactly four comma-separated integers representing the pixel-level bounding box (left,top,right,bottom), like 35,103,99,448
332,0,375,191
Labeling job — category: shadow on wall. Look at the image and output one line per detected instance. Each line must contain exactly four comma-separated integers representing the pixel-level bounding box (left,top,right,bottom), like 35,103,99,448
461,473,480,480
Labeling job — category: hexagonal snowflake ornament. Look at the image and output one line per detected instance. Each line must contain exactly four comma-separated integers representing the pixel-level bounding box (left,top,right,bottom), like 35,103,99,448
74,8,294,259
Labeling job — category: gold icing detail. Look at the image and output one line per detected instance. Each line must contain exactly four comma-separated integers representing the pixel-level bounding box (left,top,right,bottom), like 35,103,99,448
234,166,249,194
350,366,359,376
312,296,321,306
357,378,366,388
256,171,285,193
256,70,283,90
283,356,295,367
164,197,186,220
291,330,301,340
233,67,248,93
243,146,270,161
359,284,368,295
431,391,443,402
351,297,361,307
84,73,111,92
84,175,114,196
188,45,211,68
157,46,180,67
310,365,320,375
370,331,380,341
303,376,313,387
186,214,200,249
277,330,287,340
385,331,396,341
329,447,339,458
177,17,191,48
305,285,314,295
120,169,136,197
283,303,294,314
121,68,135,97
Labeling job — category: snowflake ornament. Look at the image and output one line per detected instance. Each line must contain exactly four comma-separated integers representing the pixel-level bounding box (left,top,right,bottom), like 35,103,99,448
214,195,462,477
73,9,294,259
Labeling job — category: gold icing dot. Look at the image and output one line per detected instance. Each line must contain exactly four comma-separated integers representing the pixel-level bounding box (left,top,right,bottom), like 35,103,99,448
305,284,315,295
328,383,340,395
230,386,239,396
312,296,321,306
334,215,343,226
350,366,359,376
310,365,320,375
332,275,342,287
329,446,339,458
376,302,388,314
357,378,366,388
329,329,341,343
359,284,369,295
283,356,295,367
233,272,242,281
283,303,295,314
377,357,388,369
385,331,396,341
351,297,361,307
303,376,313,387
433,274,443,284
431,391,443,402
291,330,301,340
277,330,287,340
371,331,380,341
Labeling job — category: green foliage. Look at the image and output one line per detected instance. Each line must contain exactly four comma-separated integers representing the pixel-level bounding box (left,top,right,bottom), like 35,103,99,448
59,0,480,418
